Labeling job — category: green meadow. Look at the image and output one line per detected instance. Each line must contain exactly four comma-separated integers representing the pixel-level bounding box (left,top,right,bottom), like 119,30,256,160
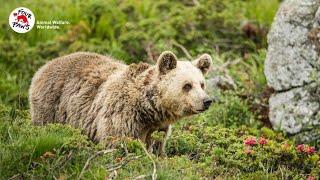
0,0,319,179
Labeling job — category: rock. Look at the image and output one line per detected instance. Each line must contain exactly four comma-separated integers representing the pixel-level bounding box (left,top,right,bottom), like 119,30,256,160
206,74,237,92
269,83,320,134
205,61,237,105
265,0,320,143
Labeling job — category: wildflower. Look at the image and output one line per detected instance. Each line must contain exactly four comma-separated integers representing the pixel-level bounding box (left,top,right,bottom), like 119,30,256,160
40,151,55,159
281,142,290,150
258,137,267,145
244,147,254,155
244,137,257,146
307,175,315,180
296,144,304,153
305,146,316,155
296,144,316,155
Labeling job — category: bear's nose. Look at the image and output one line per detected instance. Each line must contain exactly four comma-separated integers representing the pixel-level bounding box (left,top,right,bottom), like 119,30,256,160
203,98,213,110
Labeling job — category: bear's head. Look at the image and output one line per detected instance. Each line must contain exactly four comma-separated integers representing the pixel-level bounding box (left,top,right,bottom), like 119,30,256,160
156,51,213,118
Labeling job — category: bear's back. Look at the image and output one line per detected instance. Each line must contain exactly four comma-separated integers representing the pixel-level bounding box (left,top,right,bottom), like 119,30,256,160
29,52,126,126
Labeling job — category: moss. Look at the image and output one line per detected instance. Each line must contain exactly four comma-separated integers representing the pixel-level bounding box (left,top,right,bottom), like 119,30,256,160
166,133,199,155
261,127,276,139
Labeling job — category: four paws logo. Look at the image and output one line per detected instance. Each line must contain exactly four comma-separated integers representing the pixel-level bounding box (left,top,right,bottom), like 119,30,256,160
9,7,35,33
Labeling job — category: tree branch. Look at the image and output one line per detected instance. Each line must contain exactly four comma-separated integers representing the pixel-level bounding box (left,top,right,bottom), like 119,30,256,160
78,149,115,180
138,139,157,180
171,41,193,60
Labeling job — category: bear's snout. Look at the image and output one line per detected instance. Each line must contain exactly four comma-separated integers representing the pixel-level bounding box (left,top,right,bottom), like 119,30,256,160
203,98,213,110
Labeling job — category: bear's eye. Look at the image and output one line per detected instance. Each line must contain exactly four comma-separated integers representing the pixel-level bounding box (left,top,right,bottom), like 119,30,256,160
183,83,192,92
200,83,205,89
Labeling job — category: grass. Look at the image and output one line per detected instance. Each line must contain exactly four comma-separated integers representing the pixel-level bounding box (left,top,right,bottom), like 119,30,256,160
1,105,319,179
1,0,319,179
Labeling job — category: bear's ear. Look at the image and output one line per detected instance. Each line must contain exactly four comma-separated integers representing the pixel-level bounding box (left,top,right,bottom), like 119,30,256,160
192,54,212,75
157,51,177,75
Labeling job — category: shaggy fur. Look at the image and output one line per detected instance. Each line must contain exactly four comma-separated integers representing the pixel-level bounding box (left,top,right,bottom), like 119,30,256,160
29,51,212,146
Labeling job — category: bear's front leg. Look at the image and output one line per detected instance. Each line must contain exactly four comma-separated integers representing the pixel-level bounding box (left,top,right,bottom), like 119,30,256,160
144,125,172,156
145,131,154,153
159,124,172,157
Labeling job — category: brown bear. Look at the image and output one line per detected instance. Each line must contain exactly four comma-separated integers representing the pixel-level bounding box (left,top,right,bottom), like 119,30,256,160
29,51,213,151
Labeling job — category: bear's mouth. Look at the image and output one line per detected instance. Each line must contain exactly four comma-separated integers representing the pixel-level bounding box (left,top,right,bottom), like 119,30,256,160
191,109,206,114
188,106,206,114
195,109,206,113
